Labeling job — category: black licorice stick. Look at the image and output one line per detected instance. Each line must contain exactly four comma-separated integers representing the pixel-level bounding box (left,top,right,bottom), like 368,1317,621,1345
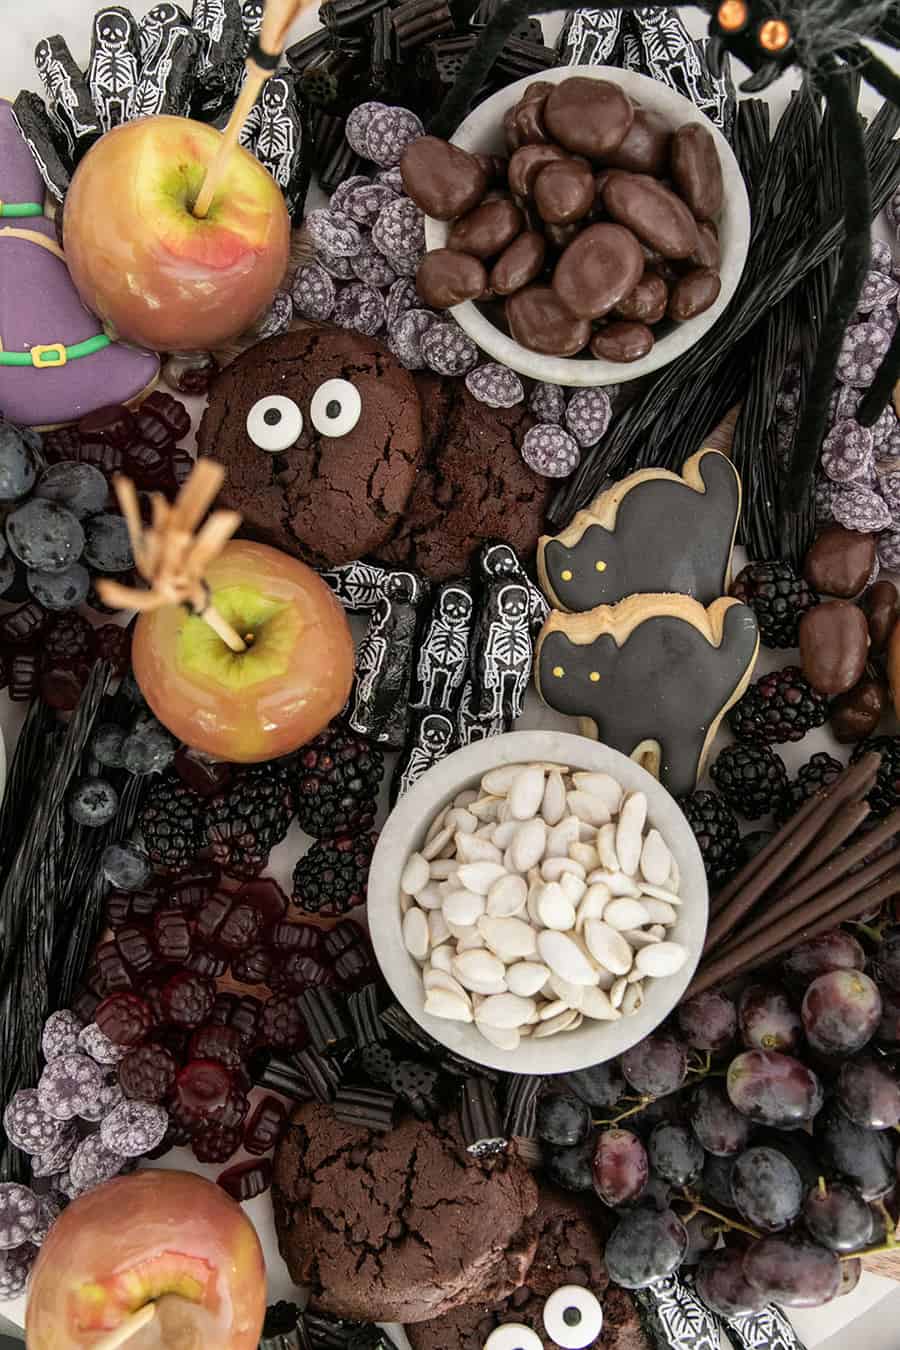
254,1053,315,1102
333,1084,398,1131
504,1072,543,1139
347,984,385,1047
460,1077,506,1155
299,987,352,1055
293,1046,343,1102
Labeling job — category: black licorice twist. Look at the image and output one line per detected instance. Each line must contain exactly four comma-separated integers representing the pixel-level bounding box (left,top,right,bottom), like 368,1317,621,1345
333,1084,398,1130
433,0,900,522
299,987,352,1055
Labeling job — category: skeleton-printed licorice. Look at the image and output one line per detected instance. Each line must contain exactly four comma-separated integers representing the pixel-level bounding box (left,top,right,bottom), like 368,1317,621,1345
133,3,198,119
33,35,101,161
347,568,430,748
88,7,141,134
410,580,474,713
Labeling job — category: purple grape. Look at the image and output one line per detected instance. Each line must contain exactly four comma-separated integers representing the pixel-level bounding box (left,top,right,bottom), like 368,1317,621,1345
536,1092,591,1146
689,1081,750,1155
620,1036,688,1098
592,1128,649,1206
876,931,900,992
803,1182,874,1252
730,1147,803,1231
743,1234,841,1308
726,1050,824,1129
738,983,803,1053
677,989,737,1052
815,1105,895,1200
560,1061,625,1107
783,931,866,986
647,1123,704,1187
837,1058,900,1129
605,1207,688,1288
801,969,881,1055
696,1249,768,1317
700,1154,736,1211
544,1136,595,1192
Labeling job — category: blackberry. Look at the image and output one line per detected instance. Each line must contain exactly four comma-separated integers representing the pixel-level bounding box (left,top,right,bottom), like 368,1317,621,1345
293,722,383,837
728,666,828,745
730,561,819,648
292,833,376,916
679,790,740,889
205,763,296,878
852,737,900,818
735,830,774,870
775,752,844,825
191,1121,242,1165
710,743,788,820
139,774,205,870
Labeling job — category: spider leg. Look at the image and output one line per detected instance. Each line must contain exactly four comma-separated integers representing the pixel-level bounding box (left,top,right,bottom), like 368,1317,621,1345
787,65,872,496
740,62,784,93
853,47,900,106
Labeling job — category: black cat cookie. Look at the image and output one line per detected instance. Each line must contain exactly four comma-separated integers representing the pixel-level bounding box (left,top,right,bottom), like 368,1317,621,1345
535,594,759,797
538,449,741,612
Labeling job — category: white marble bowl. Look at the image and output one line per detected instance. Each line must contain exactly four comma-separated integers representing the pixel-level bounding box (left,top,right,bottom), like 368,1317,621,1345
423,65,751,387
368,730,708,1074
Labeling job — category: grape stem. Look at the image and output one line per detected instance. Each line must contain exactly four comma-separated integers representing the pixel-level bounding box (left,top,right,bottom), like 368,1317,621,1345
593,1097,651,1126
675,1191,763,1242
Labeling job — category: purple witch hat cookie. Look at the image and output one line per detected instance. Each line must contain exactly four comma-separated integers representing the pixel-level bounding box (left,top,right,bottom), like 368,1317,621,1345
0,98,158,429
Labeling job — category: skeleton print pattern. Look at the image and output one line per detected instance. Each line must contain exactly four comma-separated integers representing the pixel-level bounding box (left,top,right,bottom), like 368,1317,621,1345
393,711,455,798
411,581,473,713
255,74,306,214
477,582,533,723
88,7,140,134
34,36,100,159
347,571,430,747
478,541,548,638
628,8,736,136
556,9,623,66
133,4,197,118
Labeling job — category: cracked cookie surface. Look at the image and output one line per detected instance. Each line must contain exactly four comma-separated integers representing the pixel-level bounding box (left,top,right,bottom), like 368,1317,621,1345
272,1102,540,1324
198,327,423,567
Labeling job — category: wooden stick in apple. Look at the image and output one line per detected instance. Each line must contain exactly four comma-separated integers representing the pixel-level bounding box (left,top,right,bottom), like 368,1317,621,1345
91,1304,156,1350
96,460,249,653
193,0,313,220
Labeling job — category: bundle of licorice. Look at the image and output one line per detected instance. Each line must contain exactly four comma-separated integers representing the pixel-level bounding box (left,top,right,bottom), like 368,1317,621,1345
684,752,900,999
550,87,900,560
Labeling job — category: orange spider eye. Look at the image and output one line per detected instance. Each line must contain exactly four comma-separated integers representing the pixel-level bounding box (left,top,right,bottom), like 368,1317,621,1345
717,1,748,31
759,18,791,51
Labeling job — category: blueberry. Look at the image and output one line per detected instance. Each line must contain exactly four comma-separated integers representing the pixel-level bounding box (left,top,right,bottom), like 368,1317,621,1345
36,462,109,518
544,1136,595,1192
6,499,85,573
119,673,147,707
83,514,133,573
537,1092,592,1146
122,717,177,775
90,724,127,769
0,421,37,500
68,777,120,828
27,563,90,612
102,844,151,891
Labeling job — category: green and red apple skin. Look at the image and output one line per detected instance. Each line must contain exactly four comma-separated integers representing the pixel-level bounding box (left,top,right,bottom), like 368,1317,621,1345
26,1170,266,1348
133,539,355,763
63,116,290,352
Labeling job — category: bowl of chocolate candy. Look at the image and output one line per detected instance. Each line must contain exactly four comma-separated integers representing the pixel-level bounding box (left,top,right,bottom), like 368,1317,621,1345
369,730,708,1075
403,67,750,386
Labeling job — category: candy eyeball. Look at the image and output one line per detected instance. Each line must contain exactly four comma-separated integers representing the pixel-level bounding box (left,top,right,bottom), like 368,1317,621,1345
543,1286,604,1349
309,379,362,436
483,1326,543,1350
246,395,303,452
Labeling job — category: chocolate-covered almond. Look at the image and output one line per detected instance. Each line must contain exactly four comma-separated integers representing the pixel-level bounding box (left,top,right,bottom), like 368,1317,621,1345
668,267,721,320
489,231,546,295
474,153,508,184
506,285,592,356
803,525,876,598
552,222,643,320
602,171,699,259
508,144,570,199
671,123,723,220
614,271,668,324
799,600,869,696
534,159,595,224
590,321,654,363
514,91,549,146
544,77,634,158
503,106,523,154
689,221,720,270
831,677,885,743
401,137,488,221
448,199,523,259
416,248,487,308
604,108,672,175
864,579,899,653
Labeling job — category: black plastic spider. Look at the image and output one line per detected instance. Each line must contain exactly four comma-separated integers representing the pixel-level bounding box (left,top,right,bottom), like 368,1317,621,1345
433,1,900,501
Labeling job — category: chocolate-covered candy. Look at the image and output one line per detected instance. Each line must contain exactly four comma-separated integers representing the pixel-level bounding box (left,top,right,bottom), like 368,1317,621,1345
416,249,487,308
831,677,885,743
552,222,643,320
514,89,550,146
671,123,724,221
799,600,870,696
544,77,634,158
489,231,546,295
506,285,592,356
503,106,523,154
590,321,654,363
507,144,569,199
668,267,721,321
803,525,876,598
533,158,595,225
689,221,720,271
602,172,699,259
400,137,488,221
448,199,523,259
474,154,507,183
604,108,672,176
614,271,668,325
864,579,899,653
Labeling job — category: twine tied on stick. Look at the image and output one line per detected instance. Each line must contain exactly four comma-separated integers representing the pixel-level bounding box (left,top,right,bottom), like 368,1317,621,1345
96,459,247,653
